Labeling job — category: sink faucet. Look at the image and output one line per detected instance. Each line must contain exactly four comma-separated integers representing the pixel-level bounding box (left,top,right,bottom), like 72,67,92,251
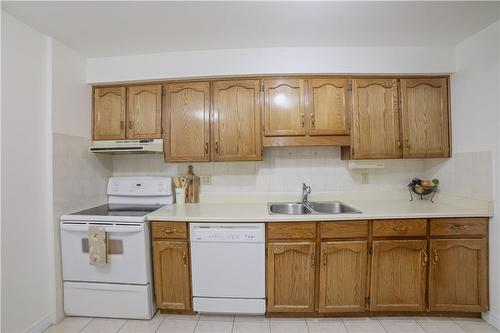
301,183,311,202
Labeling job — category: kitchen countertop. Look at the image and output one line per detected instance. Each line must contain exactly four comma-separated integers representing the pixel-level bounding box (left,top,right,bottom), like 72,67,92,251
147,191,493,222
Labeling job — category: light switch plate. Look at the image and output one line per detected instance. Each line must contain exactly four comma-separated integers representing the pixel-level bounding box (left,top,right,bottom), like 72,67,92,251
200,175,212,185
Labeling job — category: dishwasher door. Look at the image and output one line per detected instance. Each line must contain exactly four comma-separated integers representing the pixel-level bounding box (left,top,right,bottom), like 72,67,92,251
190,223,265,313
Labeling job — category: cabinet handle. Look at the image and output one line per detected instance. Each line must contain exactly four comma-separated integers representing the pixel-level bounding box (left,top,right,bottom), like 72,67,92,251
311,114,316,128
301,114,305,127
422,249,428,266
432,249,439,265
182,252,187,267
205,142,209,154
120,121,124,130
396,139,401,149
405,138,410,149
162,228,176,234
311,252,315,268
215,141,219,154
450,224,467,230
128,121,133,130
322,251,327,266
392,226,408,232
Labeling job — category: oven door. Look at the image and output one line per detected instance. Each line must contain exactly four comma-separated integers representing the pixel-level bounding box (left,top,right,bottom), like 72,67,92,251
60,221,151,284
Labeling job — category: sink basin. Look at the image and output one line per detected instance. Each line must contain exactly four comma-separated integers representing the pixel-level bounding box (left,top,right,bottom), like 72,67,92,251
268,202,313,215
268,201,361,215
307,201,361,214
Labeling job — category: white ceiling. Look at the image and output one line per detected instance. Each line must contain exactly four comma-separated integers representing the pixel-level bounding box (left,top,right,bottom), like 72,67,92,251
3,1,500,58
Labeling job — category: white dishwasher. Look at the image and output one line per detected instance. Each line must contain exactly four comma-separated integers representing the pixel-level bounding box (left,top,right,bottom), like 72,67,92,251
190,223,266,314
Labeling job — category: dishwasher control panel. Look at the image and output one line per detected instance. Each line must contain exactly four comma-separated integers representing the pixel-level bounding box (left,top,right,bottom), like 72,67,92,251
190,223,265,243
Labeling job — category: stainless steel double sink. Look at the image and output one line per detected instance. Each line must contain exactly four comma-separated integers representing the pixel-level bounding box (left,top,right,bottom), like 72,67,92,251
268,201,362,215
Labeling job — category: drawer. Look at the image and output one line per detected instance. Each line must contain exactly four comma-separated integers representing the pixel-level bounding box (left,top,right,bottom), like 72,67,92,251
373,219,427,237
267,222,316,239
431,218,488,237
320,221,368,238
152,222,188,239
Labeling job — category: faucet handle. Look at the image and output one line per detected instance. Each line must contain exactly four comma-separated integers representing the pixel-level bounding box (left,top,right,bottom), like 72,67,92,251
302,183,311,193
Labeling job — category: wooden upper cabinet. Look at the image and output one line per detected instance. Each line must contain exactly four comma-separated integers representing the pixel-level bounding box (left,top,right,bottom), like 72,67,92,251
370,240,427,311
212,80,262,161
351,79,401,159
126,85,162,139
308,79,350,136
267,242,316,312
93,86,126,140
264,79,306,137
401,78,450,158
152,240,191,310
164,82,210,162
319,241,367,312
429,239,487,312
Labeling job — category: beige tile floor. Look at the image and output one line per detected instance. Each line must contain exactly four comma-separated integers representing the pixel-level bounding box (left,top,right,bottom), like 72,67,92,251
44,313,500,333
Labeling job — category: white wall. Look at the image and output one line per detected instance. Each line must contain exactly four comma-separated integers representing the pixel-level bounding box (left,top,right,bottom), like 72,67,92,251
86,46,455,83
449,20,500,327
52,40,91,138
1,12,53,333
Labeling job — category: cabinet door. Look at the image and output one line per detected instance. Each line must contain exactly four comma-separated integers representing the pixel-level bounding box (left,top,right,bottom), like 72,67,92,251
429,239,487,312
93,86,126,140
264,79,306,136
267,242,316,312
351,79,401,159
164,82,210,162
152,240,191,310
308,79,350,136
319,241,367,312
127,85,162,139
401,78,450,158
370,240,427,311
212,80,262,161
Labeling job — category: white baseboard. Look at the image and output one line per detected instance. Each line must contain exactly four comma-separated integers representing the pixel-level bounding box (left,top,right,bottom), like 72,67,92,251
483,311,500,330
25,313,53,333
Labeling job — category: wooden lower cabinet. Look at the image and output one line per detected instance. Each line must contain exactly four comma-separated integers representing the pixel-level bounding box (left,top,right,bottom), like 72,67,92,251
152,240,191,310
319,241,368,312
267,242,316,312
370,240,427,311
429,238,488,312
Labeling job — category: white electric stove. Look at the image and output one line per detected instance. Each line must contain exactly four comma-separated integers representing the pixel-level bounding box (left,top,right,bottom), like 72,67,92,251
60,177,174,319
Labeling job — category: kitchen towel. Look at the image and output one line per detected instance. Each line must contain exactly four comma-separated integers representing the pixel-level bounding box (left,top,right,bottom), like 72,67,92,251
88,226,107,267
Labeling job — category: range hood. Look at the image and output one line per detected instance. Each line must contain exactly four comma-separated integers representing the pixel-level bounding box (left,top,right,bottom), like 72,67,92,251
89,139,163,153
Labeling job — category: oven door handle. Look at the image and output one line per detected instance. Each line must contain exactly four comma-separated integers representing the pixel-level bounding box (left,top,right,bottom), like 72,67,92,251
61,224,143,233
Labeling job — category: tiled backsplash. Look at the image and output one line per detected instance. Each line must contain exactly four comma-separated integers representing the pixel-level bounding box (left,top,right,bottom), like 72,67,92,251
424,151,493,201
113,147,426,193
112,148,493,200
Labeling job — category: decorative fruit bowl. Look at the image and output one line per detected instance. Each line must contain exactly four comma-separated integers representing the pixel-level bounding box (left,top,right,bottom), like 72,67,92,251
408,178,439,202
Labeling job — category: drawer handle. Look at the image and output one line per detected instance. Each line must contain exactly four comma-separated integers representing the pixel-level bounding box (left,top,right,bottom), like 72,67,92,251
392,226,408,232
450,224,467,230
422,249,428,266
182,252,188,267
432,249,439,265
162,228,176,234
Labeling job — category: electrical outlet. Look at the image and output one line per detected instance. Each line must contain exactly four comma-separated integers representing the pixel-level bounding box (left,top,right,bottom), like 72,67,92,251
200,175,212,185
